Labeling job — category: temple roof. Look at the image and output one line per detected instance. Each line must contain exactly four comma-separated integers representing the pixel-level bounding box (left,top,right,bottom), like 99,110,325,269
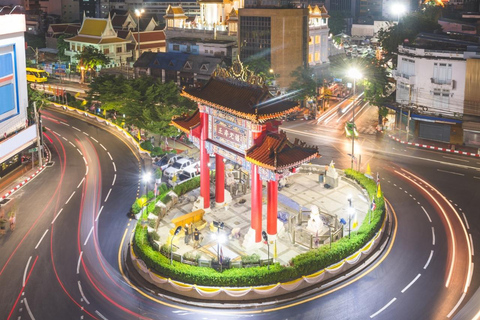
171,110,200,134
182,77,299,123
246,132,319,171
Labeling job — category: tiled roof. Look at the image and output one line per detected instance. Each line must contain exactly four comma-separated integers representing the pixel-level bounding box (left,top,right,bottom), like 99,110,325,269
117,30,130,39
98,37,129,44
132,30,166,42
111,15,127,28
148,52,190,71
246,132,319,171
64,25,81,34
182,78,299,123
79,19,107,36
49,24,70,33
133,52,157,68
171,110,200,134
65,35,127,44
181,55,223,75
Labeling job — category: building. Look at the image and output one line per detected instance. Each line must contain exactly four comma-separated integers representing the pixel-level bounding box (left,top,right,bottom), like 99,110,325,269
108,0,200,23
80,0,110,19
167,37,237,63
438,18,477,35
64,13,132,67
0,14,41,178
128,29,166,59
308,5,329,68
45,23,81,49
133,51,224,86
239,7,309,89
393,33,480,145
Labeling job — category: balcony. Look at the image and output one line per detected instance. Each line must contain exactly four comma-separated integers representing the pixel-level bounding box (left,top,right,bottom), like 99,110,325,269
430,78,456,90
393,70,415,85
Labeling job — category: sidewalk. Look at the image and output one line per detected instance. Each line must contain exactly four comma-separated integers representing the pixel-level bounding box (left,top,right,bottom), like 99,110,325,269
0,159,49,200
387,132,480,157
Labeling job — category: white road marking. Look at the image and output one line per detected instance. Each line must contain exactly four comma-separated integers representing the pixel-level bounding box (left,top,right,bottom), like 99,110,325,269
432,227,436,245
51,208,64,224
107,152,113,160
447,292,466,318
77,251,83,274
462,212,470,229
62,136,67,141
72,126,81,132
91,137,98,143
399,187,402,190
60,121,69,126
421,206,432,223
77,149,83,156
77,177,85,188
95,310,108,320
34,229,49,249
84,226,94,246
66,191,75,204
112,174,116,186
85,165,89,176
24,298,35,320
112,162,116,172
69,141,75,148
53,131,60,136
23,256,32,287
95,206,104,222
370,298,397,318
424,250,434,269
83,132,89,136
470,234,474,256
443,155,469,162
104,188,112,202
388,180,391,183
100,143,107,151
404,190,408,193
82,157,87,165
78,281,90,304
401,274,421,293
437,169,464,176
393,184,397,187
474,176,480,180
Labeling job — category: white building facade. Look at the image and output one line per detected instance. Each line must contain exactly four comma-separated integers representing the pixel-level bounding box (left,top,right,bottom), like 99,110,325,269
308,5,329,66
0,14,40,177
394,45,480,144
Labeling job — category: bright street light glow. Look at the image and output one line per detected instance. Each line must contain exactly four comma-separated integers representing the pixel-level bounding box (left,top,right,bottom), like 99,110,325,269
142,172,151,182
391,3,406,15
348,68,362,80
135,8,145,16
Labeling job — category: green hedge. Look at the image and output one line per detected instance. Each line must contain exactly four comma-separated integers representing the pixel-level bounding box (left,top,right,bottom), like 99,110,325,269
132,169,386,287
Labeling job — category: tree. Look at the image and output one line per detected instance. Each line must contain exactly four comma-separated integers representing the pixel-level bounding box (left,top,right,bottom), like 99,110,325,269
288,66,319,101
57,34,74,62
377,12,441,67
74,46,110,83
328,11,348,35
243,57,274,81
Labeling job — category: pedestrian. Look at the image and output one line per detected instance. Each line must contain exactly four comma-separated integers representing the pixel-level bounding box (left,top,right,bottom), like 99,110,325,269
184,223,190,245
193,228,201,249
9,214,15,231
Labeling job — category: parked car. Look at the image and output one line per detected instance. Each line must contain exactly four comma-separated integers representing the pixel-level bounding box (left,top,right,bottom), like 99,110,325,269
163,158,192,179
155,154,182,171
168,166,200,187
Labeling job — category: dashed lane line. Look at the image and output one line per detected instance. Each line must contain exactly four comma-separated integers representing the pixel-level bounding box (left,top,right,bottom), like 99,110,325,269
370,298,397,318
424,250,434,269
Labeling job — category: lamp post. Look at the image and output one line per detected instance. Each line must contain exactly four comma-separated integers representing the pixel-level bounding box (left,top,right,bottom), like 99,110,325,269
347,68,362,170
262,231,270,270
170,226,182,265
142,172,151,198
348,196,353,238
135,9,145,61
391,3,406,22
213,221,225,266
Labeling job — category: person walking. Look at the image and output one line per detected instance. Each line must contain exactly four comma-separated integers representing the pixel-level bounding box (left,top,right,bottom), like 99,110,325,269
193,228,201,249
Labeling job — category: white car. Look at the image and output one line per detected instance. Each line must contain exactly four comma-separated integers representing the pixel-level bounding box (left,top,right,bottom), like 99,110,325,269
155,155,182,171
163,158,192,179
168,166,200,187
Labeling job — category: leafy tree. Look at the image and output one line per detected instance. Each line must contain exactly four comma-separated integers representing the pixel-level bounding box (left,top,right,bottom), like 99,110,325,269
243,57,274,81
288,66,319,101
74,46,110,83
27,85,48,122
377,12,441,67
57,34,74,62
328,11,348,35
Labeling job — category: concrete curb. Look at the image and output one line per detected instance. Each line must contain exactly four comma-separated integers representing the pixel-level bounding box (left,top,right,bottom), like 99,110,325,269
387,134,480,157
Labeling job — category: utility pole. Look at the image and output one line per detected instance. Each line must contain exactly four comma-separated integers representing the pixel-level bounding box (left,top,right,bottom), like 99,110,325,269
33,102,43,167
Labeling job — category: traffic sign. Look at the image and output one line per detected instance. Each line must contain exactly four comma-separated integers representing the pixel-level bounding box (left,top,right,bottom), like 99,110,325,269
28,147,38,153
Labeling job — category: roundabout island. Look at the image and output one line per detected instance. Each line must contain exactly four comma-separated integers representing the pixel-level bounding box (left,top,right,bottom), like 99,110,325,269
126,62,390,303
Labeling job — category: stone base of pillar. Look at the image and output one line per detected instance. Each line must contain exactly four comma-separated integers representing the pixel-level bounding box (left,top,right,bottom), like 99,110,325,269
215,189,232,208
192,196,211,213
241,227,264,249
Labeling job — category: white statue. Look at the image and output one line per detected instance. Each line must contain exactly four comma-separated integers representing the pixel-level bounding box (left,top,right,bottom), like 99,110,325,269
306,205,327,235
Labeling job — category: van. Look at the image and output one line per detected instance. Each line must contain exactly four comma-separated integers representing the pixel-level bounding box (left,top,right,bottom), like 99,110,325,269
26,68,48,83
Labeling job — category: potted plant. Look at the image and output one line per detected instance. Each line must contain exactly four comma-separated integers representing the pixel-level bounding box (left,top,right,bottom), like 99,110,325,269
155,168,162,184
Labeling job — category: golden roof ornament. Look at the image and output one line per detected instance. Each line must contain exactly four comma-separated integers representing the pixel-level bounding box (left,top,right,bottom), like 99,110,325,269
212,59,266,87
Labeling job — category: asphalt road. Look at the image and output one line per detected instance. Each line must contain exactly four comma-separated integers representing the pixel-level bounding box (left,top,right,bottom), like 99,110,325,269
0,105,478,319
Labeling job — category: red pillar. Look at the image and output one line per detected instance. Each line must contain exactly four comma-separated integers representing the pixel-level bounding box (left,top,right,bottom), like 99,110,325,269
200,112,210,209
267,180,278,236
255,176,262,243
251,164,263,243
215,154,225,204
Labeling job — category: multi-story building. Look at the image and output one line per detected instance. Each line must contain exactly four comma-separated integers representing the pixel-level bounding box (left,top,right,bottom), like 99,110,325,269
0,14,41,178
393,33,480,145
308,5,329,68
239,7,308,89
64,13,132,67
167,37,237,63
108,0,200,23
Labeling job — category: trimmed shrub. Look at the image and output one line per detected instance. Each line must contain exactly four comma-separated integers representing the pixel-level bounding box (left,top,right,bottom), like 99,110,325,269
140,140,154,151
131,201,142,215
147,201,156,214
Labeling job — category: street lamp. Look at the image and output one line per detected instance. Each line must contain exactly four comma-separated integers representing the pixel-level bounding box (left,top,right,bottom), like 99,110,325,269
262,231,270,270
347,195,354,238
347,68,362,170
391,3,406,22
213,221,225,266
170,226,182,265
135,9,145,61
142,172,151,198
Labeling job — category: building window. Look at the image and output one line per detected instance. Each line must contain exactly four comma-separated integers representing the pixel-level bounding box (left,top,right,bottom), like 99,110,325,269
117,47,122,53
239,16,272,64
433,62,452,84
173,44,180,51
104,48,109,54
315,35,320,44
315,52,320,61
308,53,313,63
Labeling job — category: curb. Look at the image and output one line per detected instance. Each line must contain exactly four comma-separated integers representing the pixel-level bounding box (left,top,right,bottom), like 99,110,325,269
387,134,480,157
1,147,51,200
